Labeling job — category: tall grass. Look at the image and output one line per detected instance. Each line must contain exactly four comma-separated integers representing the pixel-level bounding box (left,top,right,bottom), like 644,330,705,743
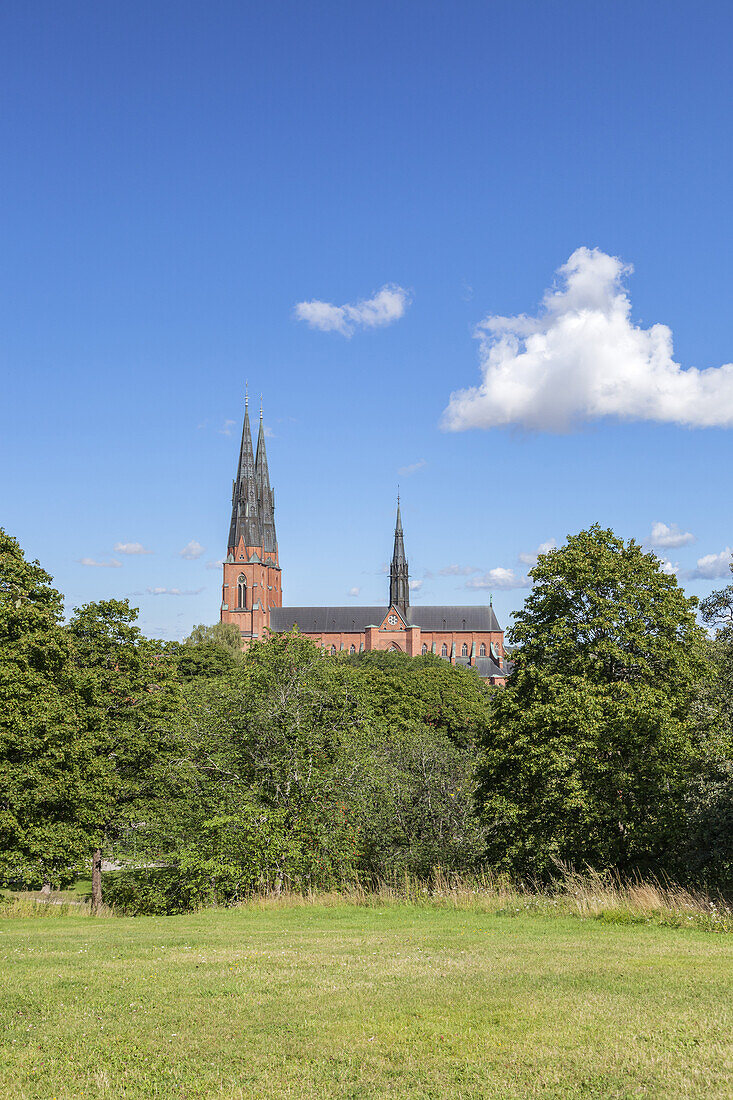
3,870,730,931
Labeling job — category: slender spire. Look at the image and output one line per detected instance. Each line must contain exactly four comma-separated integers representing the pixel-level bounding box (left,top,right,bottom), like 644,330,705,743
228,395,260,552
389,497,409,616
255,402,277,554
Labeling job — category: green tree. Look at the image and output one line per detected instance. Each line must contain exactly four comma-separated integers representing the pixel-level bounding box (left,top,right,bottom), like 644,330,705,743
67,600,182,910
478,527,710,878
183,621,243,655
0,529,89,888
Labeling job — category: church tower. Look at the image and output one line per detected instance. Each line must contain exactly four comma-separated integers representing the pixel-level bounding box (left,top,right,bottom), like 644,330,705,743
220,394,282,644
389,498,409,618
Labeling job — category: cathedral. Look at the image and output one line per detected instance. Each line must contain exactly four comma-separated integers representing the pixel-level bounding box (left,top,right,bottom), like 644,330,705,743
220,397,507,684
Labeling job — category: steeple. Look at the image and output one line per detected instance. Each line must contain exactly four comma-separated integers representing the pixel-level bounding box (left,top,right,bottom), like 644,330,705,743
227,392,261,552
255,401,277,555
389,497,409,616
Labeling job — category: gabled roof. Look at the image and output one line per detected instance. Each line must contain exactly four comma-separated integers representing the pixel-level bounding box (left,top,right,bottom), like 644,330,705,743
269,604,501,633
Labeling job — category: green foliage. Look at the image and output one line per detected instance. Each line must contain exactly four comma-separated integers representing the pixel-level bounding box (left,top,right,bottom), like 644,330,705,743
67,599,183,859
479,528,710,878
677,761,733,894
0,529,89,887
183,621,243,654
176,641,238,681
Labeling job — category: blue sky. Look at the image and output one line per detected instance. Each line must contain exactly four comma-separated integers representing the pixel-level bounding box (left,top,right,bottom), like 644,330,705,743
2,0,733,639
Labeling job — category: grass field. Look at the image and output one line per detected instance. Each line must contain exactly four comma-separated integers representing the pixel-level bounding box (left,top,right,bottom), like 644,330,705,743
1,902,731,1099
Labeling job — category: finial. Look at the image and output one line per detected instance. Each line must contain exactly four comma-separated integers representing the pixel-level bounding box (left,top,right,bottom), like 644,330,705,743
260,394,263,421
397,485,400,506
489,592,493,606
245,380,249,408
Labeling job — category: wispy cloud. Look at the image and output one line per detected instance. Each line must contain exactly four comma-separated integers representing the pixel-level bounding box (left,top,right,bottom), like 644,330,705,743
114,542,153,556
218,419,237,436
80,557,122,568
294,284,410,337
443,246,733,432
439,564,479,576
410,578,424,592
518,540,557,566
146,586,205,596
647,522,695,549
466,567,530,590
179,540,205,560
348,586,361,597
397,459,426,477
687,548,732,580
206,560,224,571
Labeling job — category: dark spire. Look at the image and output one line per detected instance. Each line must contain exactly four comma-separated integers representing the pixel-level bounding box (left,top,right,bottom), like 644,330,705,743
389,496,409,615
255,402,277,555
227,392,261,552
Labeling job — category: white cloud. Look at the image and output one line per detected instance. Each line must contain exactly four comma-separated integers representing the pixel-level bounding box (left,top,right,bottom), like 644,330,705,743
263,425,275,438
466,567,530,590
294,284,410,337
687,548,733,580
146,586,204,596
410,579,424,592
518,539,557,566
206,560,224,571
398,459,426,477
439,564,479,576
80,557,122,568
443,246,733,432
114,542,152,556
659,558,679,576
647,522,695,549
218,419,237,436
348,586,361,597
179,540,205,560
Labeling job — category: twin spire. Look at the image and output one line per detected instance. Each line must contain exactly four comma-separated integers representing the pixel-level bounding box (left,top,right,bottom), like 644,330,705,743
390,496,409,616
228,391,277,554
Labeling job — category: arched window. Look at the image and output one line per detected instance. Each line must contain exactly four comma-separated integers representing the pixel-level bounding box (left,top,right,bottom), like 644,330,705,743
441,643,448,657
330,644,337,656
479,643,486,657
461,643,468,656
421,643,428,655
349,644,355,654
389,642,401,652
237,574,247,609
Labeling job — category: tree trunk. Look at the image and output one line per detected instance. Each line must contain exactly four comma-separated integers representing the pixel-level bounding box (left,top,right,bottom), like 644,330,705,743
91,848,103,914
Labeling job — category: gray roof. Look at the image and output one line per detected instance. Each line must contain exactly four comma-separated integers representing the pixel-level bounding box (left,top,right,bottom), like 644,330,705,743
269,604,501,633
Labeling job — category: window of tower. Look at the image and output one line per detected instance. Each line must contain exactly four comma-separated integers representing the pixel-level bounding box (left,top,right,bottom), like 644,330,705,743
237,575,247,609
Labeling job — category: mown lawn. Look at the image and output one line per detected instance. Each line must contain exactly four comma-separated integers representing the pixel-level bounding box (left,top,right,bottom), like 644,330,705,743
1,903,731,1099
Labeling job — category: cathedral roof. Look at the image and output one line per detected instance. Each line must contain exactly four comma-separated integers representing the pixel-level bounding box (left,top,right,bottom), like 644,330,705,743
269,604,501,633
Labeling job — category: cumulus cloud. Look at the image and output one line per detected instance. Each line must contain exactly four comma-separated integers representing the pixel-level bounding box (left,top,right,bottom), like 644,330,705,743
114,542,152,556
647,522,695,549
687,548,733,580
348,586,361,597
659,558,679,576
443,247,733,432
466,567,529,590
398,459,426,477
80,557,122,568
179,540,205,560
294,284,410,337
518,539,557,566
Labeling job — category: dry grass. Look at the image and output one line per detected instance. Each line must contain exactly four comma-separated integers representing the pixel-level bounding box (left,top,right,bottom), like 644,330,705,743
4,868,730,932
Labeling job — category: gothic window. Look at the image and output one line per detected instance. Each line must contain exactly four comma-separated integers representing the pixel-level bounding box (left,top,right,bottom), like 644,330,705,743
421,643,428,655
237,574,247,609
479,643,486,657
461,643,468,656
387,614,398,625
349,644,356,654
330,645,336,656
441,643,448,657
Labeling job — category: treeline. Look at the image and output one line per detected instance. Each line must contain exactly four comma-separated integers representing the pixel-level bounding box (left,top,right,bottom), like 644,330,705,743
1,525,731,914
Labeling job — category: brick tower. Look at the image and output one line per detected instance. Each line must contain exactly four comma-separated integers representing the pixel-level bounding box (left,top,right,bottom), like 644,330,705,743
220,395,281,644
